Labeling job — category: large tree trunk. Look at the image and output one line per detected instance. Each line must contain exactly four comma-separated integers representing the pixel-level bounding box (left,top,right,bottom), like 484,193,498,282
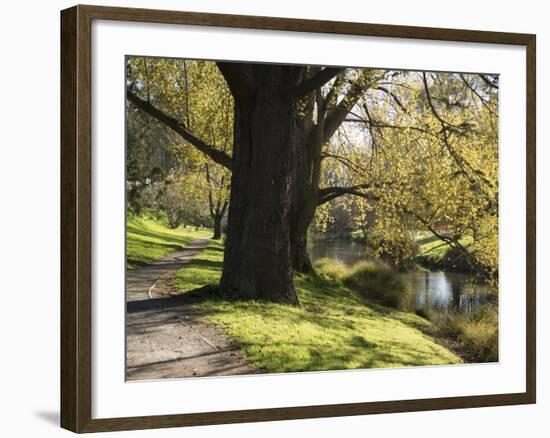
290,139,316,273
128,65,361,279
289,177,319,274
220,65,303,305
289,72,367,272
289,102,323,274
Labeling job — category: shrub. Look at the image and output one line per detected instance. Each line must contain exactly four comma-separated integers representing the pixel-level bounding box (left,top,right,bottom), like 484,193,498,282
314,258,348,281
423,305,498,362
458,306,499,362
341,261,409,309
414,307,433,320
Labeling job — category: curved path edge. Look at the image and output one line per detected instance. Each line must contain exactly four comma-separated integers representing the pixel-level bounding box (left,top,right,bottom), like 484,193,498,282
126,238,257,380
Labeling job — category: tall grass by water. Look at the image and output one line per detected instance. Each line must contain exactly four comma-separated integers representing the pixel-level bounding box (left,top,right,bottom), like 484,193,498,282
314,257,498,363
315,258,410,309
416,305,498,363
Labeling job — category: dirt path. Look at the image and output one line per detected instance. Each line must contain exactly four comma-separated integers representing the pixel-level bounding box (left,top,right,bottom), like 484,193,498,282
126,238,256,381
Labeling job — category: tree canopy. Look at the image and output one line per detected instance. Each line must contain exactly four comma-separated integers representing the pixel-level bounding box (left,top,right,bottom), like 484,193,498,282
126,57,499,303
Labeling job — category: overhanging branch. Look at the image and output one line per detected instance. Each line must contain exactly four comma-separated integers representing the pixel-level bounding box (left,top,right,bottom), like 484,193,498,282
478,74,499,89
127,90,232,170
317,183,377,205
404,207,486,276
322,79,367,143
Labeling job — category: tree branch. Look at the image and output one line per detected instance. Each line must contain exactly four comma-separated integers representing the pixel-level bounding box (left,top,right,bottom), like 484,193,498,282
478,74,499,89
322,79,366,143
317,183,377,206
421,74,494,196
376,86,408,114
320,152,367,176
404,207,486,276
284,67,343,100
459,74,498,117
422,72,468,132
127,90,232,170
422,72,451,128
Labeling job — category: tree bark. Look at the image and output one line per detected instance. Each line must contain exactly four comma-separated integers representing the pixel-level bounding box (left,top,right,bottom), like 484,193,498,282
289,75,368,273
219,65,304,306
212,215,222,240
290,222,314,273
289,88,326,274
290,131,317,274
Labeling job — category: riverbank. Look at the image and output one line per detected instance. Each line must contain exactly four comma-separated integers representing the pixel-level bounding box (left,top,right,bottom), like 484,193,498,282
416,304,498,363
415,235,474,273
312,231,478,275
170,241,461,372
313,257,498,363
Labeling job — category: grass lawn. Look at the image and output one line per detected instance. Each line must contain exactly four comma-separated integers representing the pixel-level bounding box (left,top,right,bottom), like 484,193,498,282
126,214,212,269
173,242,461,373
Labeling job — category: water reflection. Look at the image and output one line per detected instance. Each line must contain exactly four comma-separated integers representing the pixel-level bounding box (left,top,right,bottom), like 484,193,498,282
403,270,494,313
308,237,496,314
308,238,366,266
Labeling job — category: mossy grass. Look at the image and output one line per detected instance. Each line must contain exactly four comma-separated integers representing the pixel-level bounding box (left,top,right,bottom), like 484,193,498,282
126,212,211,269
172,243,461,373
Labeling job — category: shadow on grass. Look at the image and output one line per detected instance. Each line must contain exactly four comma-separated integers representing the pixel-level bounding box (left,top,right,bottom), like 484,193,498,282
206,246,225,253
127,284,223,314
127,225,192,245
184,258,224,270
231,336,453,373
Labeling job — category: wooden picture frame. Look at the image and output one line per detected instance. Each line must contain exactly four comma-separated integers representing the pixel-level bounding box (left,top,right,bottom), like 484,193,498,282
60,4,536,433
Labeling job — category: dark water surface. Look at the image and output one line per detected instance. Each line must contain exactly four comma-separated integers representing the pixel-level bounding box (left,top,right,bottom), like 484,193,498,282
308,238,367,266
308,238,496,314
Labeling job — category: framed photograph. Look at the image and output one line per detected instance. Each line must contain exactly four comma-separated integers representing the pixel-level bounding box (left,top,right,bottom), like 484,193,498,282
60,4,536,433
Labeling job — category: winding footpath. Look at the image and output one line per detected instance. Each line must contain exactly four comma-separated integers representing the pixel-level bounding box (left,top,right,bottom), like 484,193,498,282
126,238,256,381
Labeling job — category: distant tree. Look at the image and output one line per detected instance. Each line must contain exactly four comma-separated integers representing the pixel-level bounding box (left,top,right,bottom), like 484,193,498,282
204,163,230,239
126,102,180,213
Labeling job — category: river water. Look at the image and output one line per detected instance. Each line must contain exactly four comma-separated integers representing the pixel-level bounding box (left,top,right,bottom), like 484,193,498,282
308,238,496,314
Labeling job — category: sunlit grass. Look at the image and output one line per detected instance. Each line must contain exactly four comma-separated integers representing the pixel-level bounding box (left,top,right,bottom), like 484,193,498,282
416,235,473,271
173,242,461,373
172,242,224,289
126,213,211,269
